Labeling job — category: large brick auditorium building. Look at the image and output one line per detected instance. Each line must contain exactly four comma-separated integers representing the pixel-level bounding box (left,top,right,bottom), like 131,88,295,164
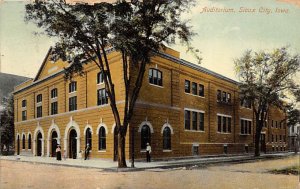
14,47,287,160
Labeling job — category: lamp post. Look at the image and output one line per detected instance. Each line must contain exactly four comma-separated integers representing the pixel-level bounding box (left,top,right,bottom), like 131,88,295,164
131,127,135,168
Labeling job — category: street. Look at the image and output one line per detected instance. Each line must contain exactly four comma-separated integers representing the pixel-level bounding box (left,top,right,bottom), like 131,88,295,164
0,156,299,189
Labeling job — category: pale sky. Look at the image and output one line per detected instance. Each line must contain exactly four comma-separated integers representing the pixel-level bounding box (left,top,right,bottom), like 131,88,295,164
0,0,300,81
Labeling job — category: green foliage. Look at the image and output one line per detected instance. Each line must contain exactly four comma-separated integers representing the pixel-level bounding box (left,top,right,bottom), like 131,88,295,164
0,95,14,150
235,47,300,113
25,0,197,167
235,47,300,156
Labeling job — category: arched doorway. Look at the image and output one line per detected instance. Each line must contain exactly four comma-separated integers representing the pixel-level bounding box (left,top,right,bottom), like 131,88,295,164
17,135,20,155
37,132,42,156
114,127,118,161
69,129,77,159
51,131,58,157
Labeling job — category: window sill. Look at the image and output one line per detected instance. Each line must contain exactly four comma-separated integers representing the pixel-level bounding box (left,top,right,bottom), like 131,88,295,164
185,92,205,99
184,130,205,133
217,132,232,135
240,134,251,136
163,150,172,152
98,150,106,153
140,150,147,153
149,83,164,88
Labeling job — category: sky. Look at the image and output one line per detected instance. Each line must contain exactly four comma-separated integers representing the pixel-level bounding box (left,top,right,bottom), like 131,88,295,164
0,0,300,81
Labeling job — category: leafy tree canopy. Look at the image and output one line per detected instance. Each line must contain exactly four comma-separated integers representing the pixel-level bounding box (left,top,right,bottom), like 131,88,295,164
25,0,198,167
235,47,300,156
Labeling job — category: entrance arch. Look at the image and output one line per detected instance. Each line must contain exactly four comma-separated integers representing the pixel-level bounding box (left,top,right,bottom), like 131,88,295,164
36,132,43,156
17,135,20,155
69,129,77,159
51,131,58,157
64,118,81,159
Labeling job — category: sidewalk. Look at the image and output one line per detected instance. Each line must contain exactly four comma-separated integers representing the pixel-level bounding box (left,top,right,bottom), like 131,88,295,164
0,152,295,172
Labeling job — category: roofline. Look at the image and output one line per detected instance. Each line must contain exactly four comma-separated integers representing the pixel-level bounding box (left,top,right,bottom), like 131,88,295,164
14,47,239,95
156,51,239,85
14,70,64,95
13,78,34,90
33,47,53,82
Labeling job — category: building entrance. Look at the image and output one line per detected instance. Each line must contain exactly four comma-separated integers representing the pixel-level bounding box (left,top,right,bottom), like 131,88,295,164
69,129,77,159
37,132,42,156
51,131,58,157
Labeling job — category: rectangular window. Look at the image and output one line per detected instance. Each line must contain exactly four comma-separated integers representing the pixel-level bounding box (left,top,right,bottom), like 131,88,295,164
276,135,277,142
222,117,227,133
199,84,204,97
97,72,104,84
22,100,26,107
97,89,108,105
37,106,42,118
199,113,204,131
218,116,222,132
51,102,58,115
51,88,58,98
241,120,244,134
22,110,27,121
227,93,231,103
228,117,231,133
185,110,191,130
69,82,77,93
69,96,77,111
36,94,42,103
217,90,221,102
240,119,252,135
192,82,197,95
149,69,163,86
279,135,282,141
276,121,278,128
222,92,227,102
192,112,197,130
185,80,190,93
248,121,252,134
279,122,282,129
272,134,274,142
272,120,274,127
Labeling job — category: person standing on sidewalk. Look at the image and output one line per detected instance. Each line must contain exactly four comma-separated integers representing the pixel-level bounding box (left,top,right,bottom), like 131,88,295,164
56,145,62,161
84,143,90,160
146,143,152,162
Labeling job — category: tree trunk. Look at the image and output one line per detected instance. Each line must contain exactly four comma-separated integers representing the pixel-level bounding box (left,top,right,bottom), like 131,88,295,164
118,132,127,168
254,130,260,156
254,117,262,157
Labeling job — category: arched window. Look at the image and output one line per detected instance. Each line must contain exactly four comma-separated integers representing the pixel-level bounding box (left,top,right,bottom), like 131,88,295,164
149,68,163,86
141,125,151,150
22,134,26,149
85,128,92,149
98,127,106,150
163,127,171,150
28,134,31,149
97,72,104,84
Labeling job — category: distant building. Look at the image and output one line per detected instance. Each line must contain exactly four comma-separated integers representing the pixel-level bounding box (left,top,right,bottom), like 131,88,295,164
13,47,287,159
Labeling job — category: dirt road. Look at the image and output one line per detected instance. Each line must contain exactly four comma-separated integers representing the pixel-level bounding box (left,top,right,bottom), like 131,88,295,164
0,156,299,189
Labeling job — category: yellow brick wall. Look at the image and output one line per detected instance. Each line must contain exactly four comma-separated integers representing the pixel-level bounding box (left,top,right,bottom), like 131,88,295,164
14,48,288,160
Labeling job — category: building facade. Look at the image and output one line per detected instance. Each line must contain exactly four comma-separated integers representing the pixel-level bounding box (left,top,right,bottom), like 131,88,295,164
14,47,288,160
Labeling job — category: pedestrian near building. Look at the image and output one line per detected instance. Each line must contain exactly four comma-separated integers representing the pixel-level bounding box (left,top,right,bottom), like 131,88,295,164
56,145,62,161
146,143,152,162
84,144,90,160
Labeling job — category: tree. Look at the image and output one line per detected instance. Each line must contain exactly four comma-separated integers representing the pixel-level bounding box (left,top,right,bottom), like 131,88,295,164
0,95,14,154
286,105,300,128
235,47,300,156
25,0,198,167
